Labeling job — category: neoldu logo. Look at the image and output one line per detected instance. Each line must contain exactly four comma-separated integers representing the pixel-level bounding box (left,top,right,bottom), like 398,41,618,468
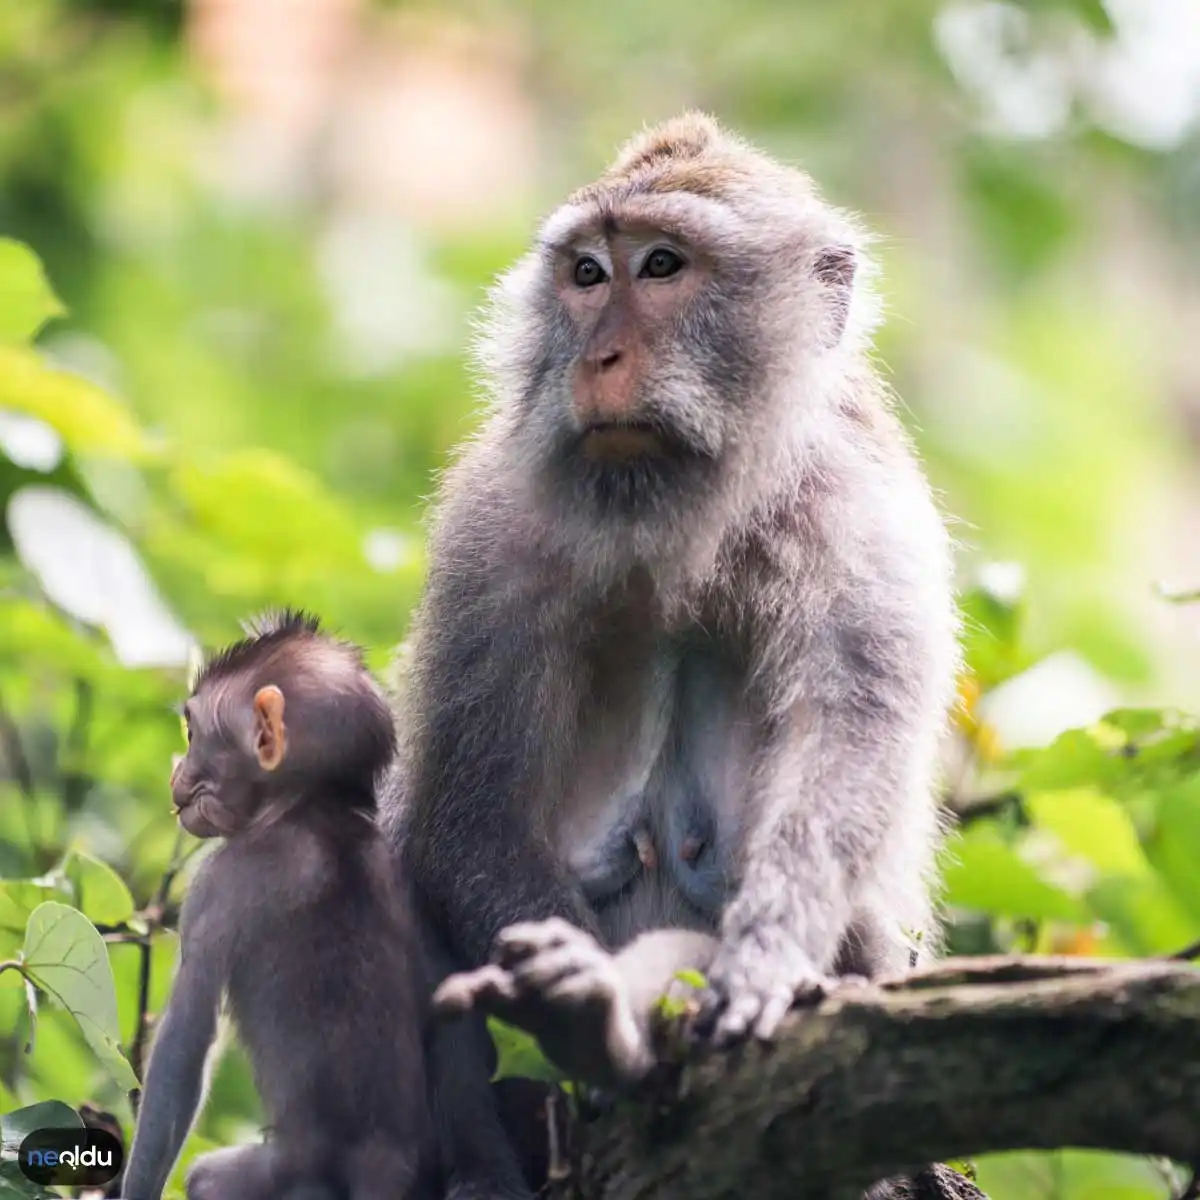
18,1126,123,1187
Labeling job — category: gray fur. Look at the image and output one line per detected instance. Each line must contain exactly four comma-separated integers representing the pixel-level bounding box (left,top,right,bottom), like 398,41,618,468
389,111,958,1080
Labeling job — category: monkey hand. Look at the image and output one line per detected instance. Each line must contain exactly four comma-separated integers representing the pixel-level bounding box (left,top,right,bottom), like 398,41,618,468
696,934,836,1047
433,918,654,1088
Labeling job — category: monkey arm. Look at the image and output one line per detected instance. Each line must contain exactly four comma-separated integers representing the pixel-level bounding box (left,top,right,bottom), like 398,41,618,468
403,576,598,969
121,935,223,1199
706,600,951,1044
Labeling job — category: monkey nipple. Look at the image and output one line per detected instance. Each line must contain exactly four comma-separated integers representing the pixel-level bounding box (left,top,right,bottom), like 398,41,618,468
632,828,658,871
679,836,705,864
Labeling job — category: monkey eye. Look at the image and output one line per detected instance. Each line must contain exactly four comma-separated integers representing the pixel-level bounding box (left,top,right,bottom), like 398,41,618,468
572,256,607,288
640,248,684,280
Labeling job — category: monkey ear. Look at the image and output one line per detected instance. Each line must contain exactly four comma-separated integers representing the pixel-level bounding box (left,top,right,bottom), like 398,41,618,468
813,245,856,347
253,685,287,771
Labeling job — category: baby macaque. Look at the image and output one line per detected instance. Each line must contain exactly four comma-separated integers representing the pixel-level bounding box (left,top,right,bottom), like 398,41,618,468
121,612,437,1200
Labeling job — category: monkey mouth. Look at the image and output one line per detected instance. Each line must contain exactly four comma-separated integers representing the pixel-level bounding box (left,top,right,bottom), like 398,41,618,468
173,786,211,817
579,422,668,461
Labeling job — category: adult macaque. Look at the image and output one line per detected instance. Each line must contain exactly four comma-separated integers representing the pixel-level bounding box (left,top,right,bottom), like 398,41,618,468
389,112,958,1094
121,613,437,1200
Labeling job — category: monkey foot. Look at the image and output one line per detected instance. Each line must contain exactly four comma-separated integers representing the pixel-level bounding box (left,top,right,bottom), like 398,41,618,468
695,947,863,1048
433,918,653,1087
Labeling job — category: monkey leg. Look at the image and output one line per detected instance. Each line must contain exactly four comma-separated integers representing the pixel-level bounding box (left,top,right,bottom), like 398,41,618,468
434,918,716,1088
344,1137,438,1200
186,1143,343,1200
186,1144,312,1200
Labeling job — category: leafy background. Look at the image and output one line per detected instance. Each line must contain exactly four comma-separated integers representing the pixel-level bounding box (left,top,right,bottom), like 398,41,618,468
0,1,1199,1197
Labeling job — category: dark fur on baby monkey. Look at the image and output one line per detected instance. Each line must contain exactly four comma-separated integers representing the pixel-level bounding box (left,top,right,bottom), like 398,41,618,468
120,612,438,1200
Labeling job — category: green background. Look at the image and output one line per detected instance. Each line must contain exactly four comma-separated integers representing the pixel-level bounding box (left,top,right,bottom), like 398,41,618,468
0,1,1198,1196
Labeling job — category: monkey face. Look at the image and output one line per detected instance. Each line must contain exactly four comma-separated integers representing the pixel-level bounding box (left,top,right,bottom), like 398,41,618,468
172,689,264,838
171,615,397,838
466,115,871,585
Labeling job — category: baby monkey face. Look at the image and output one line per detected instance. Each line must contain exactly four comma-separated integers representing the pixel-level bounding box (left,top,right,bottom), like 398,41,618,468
171,683,285,839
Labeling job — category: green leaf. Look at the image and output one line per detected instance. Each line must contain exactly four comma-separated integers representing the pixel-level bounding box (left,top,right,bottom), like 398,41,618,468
673,968,707,990
1087,874,1198,956
19,902,138,1091
0,240,66,344
1015,710,1200,801
487,1017,563,1084
0,344,148,458
942,828,1087,922
1144,779,1200,924
959,582,1027,690
0,882,69,961
1,1100,82,1153
0,1160,63,1199
60,851,135,927
1015,728,1124,794
1,1100,82,1194
1063,0,1116,36
0,599,109,679
1025,789,1152,878
172,450,363,567
960,145,1076,277
973,1148,1169,1198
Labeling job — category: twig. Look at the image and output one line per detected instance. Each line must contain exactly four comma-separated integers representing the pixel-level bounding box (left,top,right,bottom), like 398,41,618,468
945,790,1023,826
1171,939,1200,962
129,830,190,1104
60,677,94,812
0,688,40,851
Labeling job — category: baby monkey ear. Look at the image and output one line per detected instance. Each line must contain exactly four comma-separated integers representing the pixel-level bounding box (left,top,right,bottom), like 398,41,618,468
253,685,287,771
813,245,856,348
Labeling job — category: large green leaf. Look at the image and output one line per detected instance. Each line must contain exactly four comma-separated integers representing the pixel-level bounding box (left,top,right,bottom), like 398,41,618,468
0,1161,62,1200
0,853,135,944
942,828,1087,922
1143,778,1200,924
1024,789,1151,878
0,345,147,458
959,581,1028,690
0,883,67,962
973,1148,1168,1199
20,902,138,1091
1015,709,1200,801
0,1100,82,1152
1087,874,1198,957
0,1101,84,1197
59,851,135,927
0,599,109,678
172,450,363,567
0,240,65,344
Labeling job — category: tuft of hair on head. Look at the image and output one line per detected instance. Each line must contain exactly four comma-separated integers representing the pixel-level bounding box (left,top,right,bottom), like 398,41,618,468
606,111,724,176
193,607,333,694
241,607,323,641
577,111,770,204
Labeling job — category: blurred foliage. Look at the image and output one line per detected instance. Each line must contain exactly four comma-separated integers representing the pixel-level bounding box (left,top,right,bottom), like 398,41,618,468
0,0,1198,1197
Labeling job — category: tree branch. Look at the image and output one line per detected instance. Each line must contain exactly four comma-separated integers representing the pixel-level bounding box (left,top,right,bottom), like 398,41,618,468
575,955,1200,1200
